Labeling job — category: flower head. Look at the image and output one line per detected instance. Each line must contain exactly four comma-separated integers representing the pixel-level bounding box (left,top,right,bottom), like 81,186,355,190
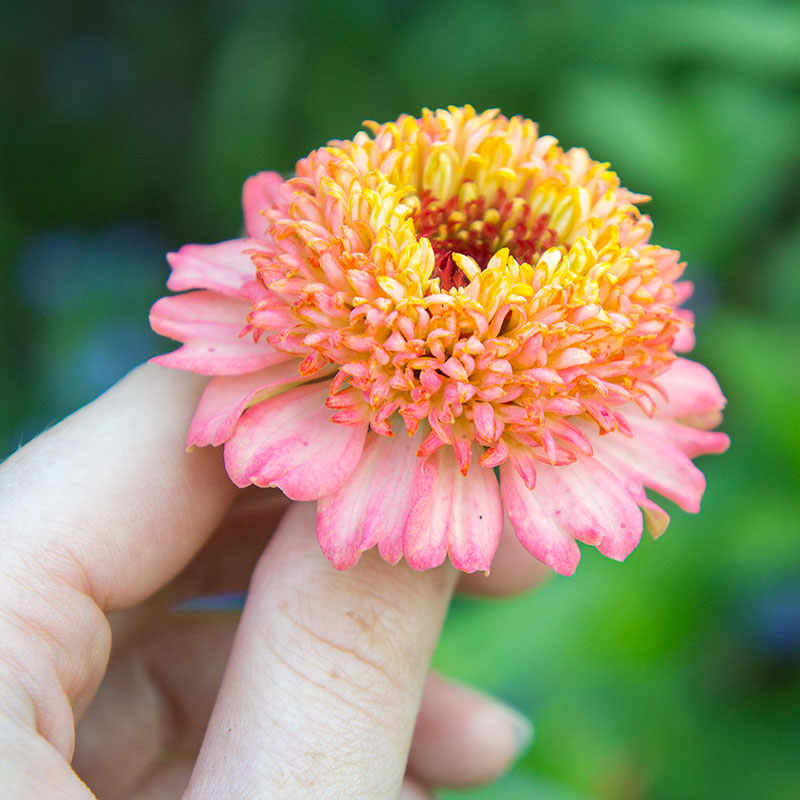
150,106,729,575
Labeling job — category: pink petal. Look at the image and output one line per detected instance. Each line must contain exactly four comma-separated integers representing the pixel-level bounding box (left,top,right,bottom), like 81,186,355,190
152,342,287,376
223,382,367,500
401,453,449,570
446,453,504,572
580,438,672,540
586,420,707,513
528,457,643,562
634,418,730,459
150,291,289,375
673,280,694,305
150,290,248,340
317,429,420,570
402,449,503,572
166,239,261,299
500,461,581,576
242,171,284,237
653,358,727,425
188,359,307,447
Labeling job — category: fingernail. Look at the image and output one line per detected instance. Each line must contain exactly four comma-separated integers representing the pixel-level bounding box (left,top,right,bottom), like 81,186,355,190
499,702,534,759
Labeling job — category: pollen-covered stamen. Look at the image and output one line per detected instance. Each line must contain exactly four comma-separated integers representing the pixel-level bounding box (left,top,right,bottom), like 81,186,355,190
412,186,559,290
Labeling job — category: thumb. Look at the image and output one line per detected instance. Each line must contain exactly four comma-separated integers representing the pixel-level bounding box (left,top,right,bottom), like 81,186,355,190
185,501,458,799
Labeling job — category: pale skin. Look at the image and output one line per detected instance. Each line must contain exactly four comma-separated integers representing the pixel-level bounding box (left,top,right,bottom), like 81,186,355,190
0,364,549,799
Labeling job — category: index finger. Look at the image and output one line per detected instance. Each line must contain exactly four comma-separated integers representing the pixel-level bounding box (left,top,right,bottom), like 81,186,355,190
1,363,237,611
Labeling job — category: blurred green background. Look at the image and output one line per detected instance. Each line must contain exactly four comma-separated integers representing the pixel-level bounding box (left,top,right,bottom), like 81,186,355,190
2,1,799,797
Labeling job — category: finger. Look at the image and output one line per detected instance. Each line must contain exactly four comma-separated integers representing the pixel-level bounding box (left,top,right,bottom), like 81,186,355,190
408,673,532,788
89,485,286,790
399,777,435,800
1,363,237,611
77,632,528,796
185,501,459,799
75,635,529,797
457,514,552,597
0,364,236,759
73,617,238,800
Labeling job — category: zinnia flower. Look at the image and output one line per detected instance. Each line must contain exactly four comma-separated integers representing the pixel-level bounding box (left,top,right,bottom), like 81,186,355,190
150,105,729,575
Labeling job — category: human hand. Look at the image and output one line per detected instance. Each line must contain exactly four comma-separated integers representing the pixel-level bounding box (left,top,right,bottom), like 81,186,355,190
0,364,546,799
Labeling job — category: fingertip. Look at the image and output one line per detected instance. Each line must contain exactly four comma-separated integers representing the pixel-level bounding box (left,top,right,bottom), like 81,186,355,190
500,701,535,760
399,777,435,800
409,673,534,788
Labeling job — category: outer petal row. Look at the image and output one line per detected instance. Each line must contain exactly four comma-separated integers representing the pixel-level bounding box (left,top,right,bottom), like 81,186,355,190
150,290,293,375
500,454,643,576
186,352,727,576
224,382,368,501
318,436,504,574
166,239,263,299
188,360,311,447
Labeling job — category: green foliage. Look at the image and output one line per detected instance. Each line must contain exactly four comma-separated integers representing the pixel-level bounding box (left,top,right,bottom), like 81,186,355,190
2,1,799,796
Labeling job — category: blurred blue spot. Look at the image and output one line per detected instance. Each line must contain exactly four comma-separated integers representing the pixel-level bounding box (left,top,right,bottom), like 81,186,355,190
33,318,155,416
174,592,247,613
73,319,153,392
15,221,164,311
754,584,800,661
681,262,721,318
14,221,167,426
44,33,128,121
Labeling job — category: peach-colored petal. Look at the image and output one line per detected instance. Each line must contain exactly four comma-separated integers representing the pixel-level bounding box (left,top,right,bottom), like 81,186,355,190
166,239,261,299
152,341,286,376
188,359,306,447
578,437,673,540
317,429,420,570
150,291,286,375
223,382,367,500
673,280,694,305
150,290,248,339
446,450,504,572
242,171,284,238
641,497,670,538
402,448,503,573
